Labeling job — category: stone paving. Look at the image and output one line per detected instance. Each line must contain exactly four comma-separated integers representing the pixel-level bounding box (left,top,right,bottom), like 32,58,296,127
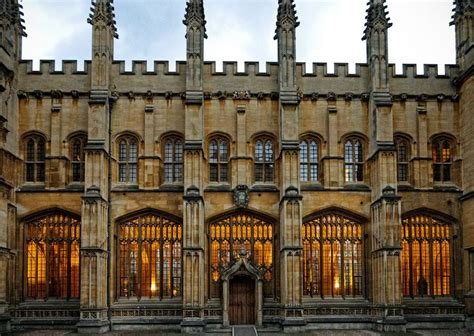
4,329,474,336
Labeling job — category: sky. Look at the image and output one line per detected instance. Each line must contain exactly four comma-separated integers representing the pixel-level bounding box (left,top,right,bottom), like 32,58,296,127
21,0,455,74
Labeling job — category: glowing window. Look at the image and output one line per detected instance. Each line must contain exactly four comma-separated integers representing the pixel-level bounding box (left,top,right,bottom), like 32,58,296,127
25,212,80,299
119,212,182,299
302,213,363,297
402,214,451,297
432,138,453,182
209,212,274,298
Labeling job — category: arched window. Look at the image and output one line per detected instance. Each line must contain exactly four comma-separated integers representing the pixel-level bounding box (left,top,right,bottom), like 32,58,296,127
209,137,229,183
209,211,274,298
118,136,138,183
163,136,183,183
25,134,46,183
402,213,451,297
395,137,410,182
70,135,87,183
302,213,363,297
255,138,274,183
25,212,80,299
300,138,319,182
432,137,453,182
119,212,182,299
344,138,364,183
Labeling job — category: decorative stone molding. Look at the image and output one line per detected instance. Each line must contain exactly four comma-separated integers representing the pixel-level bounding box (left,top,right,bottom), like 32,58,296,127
361,92,370,101
233,90,250,100
145,90,153,100
50,89,63,99
70,90,80,99
33,90,43,99
165,91,173,100
311,92,319,101
344,92,354,101
127,91,135,100
399,93,408,101
17,90,27,99
326,91,336,101
257,91,265,100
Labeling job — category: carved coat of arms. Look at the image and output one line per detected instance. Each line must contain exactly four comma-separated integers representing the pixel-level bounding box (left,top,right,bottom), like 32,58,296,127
233,185,249,208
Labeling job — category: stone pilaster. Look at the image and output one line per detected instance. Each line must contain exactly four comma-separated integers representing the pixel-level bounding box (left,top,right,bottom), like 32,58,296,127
78,1,117,332
451,0,474,328
275,1,305,329
182,1,206,332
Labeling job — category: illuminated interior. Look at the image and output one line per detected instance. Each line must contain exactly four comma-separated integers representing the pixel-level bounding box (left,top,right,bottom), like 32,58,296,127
119,213,182,299
209,212,273,298
26,213,80,299
302,213,363,297
402,214,451,297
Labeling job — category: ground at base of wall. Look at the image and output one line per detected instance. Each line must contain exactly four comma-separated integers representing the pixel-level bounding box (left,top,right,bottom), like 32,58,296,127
3,329,474,336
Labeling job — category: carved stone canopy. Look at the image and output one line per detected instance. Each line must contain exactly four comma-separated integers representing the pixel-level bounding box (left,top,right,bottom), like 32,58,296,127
221,255,263,282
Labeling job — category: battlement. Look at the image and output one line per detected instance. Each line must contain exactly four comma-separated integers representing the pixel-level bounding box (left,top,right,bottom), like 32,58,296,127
18,59,460,80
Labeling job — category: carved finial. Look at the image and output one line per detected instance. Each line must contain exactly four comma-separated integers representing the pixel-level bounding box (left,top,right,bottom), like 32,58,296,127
450,0,473,25
87,0,118,38
0,0,26,37
183,0,207,38
275,0,299,38
362,0,392,41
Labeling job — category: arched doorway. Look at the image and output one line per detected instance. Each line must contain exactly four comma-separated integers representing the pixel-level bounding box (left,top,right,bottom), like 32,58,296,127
229,274,255,325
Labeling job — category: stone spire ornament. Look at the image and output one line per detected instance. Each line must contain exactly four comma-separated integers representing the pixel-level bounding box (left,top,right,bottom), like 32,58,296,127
450,0,473,69
275,0,299,104
275,0,300,38
363,0,392,92
183,0,206,103
183,0,207,38
87,0,118,38
0,0,26,58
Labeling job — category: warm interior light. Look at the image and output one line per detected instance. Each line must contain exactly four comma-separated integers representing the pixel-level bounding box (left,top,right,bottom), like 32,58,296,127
151,282,156,292
334,280,340,289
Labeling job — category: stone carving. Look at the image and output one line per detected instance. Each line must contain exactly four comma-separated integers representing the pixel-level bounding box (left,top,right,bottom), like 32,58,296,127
233,185,249,208
437,94,445,102
327,91,336,101
203,92,212,100
145,90,153,100
417,93,428,102
451,94,459,102
165,91,173,99
363,0,392,41
111,91,120,101
71,90,80,99
128,91,135,100
257,91,265,100
311,92,319,101
270,92,279,100
87,0,118,38
233,90,250,100
344,92,354,101
50,90,63,99
17,90,28,99
399,93,408,101
183,0,207,38
216,90,227,100
33,90,43,99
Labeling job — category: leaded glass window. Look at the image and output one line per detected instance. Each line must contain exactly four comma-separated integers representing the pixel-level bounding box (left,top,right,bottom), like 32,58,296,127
25,212,80,299
300,138,319,182
164,136,183,183
344,138,364,182
396,137,410,182
255,138,274,183
432,138,453,182
25,135,46,183
209,212,274,298
303,213,363,297
402,214,451,297
118,136,138,183
70,135,86,182
119,212,182,299
209,137,229,182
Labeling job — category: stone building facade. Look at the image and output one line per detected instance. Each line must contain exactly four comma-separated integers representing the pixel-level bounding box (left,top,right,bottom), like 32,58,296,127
0,0,473,333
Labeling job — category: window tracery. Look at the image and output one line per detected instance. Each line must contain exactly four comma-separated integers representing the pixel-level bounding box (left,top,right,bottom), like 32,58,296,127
344,138,364,183
209,136,229,183
118,135,138,183
163,136,183,183
255,138,274,183
25,212,80,300
302,213,363,298
119,212,182,299
70,135,86,183
402,213,451,297
300,137,319,182
25,134,46,183
395,137,410,182
432,137,453,182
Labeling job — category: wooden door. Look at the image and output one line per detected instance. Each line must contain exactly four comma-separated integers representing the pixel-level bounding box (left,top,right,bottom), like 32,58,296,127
229,275,255,325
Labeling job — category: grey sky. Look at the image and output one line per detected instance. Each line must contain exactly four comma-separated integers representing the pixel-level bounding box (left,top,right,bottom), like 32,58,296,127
22,0,455,73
